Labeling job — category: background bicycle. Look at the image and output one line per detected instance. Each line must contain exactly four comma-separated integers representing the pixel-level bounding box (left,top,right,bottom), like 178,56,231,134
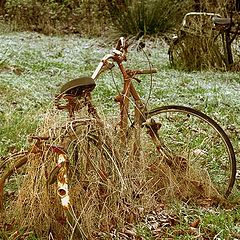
169,1,240,71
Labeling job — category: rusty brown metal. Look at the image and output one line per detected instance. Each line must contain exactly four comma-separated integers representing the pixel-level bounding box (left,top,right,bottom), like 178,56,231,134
56,153,70,209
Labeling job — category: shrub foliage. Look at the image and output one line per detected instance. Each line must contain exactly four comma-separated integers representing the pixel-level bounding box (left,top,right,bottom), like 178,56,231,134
3,0,109,35
0,0,195,35
106,0,193,35
0,0,234,36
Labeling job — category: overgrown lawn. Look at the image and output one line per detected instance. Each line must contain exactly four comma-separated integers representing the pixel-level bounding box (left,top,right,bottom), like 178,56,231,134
0,30,240,239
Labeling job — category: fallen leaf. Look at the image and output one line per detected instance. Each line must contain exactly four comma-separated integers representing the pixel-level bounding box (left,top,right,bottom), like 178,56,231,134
190,218,200,228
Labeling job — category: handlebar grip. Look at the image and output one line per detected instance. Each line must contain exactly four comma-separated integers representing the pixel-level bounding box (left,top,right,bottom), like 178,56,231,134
115,37,126,51
142,68,157,74
134,68,158,75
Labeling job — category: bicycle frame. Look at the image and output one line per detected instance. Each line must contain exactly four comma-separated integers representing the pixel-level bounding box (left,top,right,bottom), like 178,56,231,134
0,37,236,237
47,35,238,234
41,36,239,224
216,15,240,66
49,37,177,218
91,37,157,147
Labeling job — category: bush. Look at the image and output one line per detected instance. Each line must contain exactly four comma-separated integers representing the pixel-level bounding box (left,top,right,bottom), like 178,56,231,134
1,0,233,36
3,0,193,36
3,0,109,35
106,0,193,36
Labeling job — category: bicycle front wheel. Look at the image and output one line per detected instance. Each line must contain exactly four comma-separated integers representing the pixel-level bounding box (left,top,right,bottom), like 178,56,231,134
147,105,236,198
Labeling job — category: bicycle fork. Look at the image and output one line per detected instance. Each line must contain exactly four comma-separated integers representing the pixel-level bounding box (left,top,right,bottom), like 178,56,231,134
144,118,176,167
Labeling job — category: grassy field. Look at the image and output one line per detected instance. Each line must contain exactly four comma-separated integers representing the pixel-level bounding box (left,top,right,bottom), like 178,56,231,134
0,30,240,239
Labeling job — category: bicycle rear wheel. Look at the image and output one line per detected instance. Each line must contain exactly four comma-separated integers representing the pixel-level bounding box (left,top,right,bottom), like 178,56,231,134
168,34,188,68
47,120,123,238
0,151,29,210
146,105,236,198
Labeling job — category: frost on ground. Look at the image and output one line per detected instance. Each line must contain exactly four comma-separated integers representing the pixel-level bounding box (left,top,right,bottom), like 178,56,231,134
0,31,239,156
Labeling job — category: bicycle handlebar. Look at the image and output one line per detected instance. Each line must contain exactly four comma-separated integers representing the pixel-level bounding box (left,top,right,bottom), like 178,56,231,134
91,37,127,80
130,68,158,75
115,37,127,52
91,37,157,81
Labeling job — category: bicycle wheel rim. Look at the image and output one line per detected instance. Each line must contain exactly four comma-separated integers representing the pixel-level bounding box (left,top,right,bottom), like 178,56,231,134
0,151,29,210
168,35,189,69
146,105,236,198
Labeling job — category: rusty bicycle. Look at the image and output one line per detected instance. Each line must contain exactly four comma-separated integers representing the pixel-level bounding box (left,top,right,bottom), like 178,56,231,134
0,37,237,238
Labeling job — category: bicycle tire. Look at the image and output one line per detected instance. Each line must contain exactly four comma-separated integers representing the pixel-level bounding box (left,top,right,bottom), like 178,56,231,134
58,119,122,187
168,34,189,69
146,105,236,198
168,33,206,70
50,132,122,190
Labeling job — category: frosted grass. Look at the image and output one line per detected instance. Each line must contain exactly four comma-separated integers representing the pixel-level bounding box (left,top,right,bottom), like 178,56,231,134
0,31,239,157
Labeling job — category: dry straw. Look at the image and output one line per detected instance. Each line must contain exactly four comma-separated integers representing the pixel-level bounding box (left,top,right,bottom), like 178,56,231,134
2,107,223,239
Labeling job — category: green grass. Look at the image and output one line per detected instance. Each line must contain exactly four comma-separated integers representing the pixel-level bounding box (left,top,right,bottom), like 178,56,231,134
171,202,240,239
0,32,110,155
0,31,240,238
1,33,239,154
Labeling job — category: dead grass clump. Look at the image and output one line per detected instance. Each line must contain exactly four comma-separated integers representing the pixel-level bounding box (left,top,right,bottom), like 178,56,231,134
12,153,67,237
173,34,226,70
2,109,223,238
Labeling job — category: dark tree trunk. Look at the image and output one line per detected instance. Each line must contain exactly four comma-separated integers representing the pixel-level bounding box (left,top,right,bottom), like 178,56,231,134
0,0,6,15
194,0,201,11
236,0,240,11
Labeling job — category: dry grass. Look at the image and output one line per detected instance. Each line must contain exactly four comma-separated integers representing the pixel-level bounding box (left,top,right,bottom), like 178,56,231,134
170,33,226,71
0,106,224,239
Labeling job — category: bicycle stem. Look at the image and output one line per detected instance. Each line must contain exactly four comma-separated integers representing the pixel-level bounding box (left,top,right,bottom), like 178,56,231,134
91,53,115,80
91,41,156,145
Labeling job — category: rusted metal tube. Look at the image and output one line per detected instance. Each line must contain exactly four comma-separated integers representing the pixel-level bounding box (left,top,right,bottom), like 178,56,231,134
56,154,70,209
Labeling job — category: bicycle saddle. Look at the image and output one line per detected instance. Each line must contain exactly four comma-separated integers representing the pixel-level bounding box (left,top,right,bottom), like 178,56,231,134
60,76,96,96
213,17,231,26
